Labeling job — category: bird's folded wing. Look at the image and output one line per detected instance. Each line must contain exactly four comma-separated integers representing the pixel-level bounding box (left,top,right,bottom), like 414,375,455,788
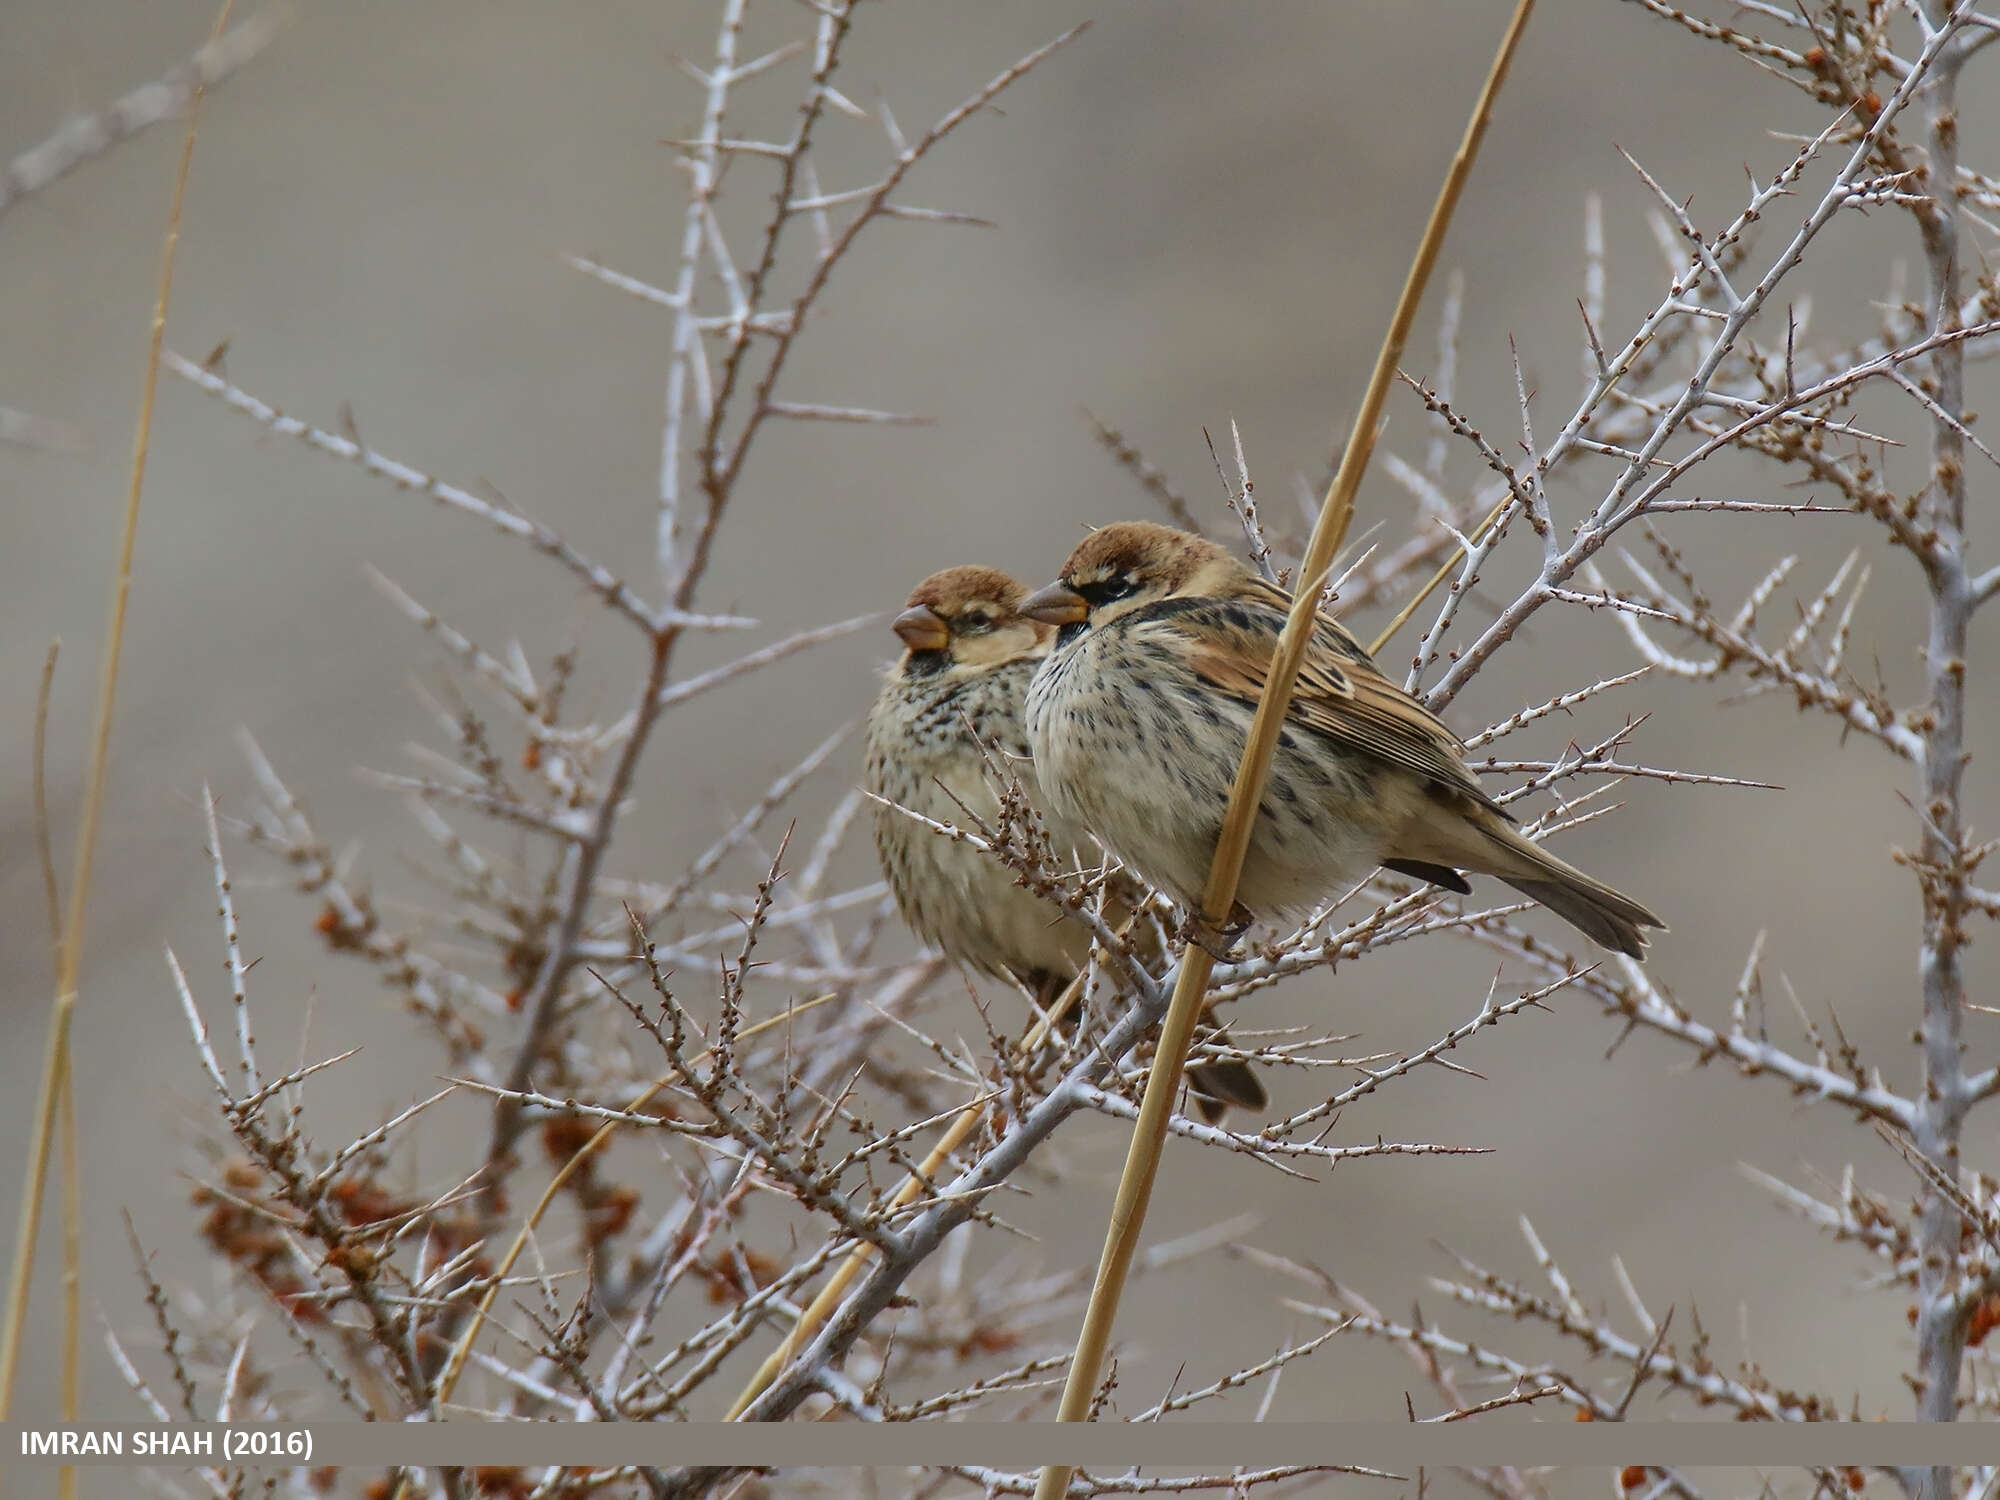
1162,589,1496,808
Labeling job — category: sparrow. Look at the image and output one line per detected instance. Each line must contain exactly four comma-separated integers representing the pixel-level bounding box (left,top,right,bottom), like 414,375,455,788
864,565,1268,1119
1019,522,1664,958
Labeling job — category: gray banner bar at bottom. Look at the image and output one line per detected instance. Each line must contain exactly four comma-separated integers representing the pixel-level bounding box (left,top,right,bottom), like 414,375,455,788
9,1422,2000,1470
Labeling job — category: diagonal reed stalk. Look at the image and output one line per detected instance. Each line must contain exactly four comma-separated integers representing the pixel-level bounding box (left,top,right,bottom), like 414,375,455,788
723,949,1110,1420
1034,3,1535,1490
0,0,237,1434
32,641,87,1468
1368,494,1509,657
432,989,841,1408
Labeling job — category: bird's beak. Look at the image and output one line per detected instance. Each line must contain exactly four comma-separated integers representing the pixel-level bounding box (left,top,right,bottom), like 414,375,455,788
1018,582,1088,627
892,604,951,652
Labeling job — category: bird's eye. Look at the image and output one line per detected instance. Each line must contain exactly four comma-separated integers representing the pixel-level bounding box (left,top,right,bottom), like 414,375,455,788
957,612,993,635
1075,574,1138,608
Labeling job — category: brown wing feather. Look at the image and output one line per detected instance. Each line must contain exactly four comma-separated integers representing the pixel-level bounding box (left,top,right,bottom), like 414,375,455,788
1166,580,1498,809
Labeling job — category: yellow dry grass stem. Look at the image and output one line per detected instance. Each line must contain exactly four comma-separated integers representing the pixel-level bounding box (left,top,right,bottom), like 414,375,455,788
431,990,842,1410
723,953,1105,1421
31,641,83,1457
0,7,237,1471
372,994,847,1500
1034,3,1536,1492
1367,493,1511,658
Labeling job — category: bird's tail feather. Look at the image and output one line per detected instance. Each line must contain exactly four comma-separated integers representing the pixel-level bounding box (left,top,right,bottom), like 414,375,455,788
1501,874,1656,958
1189,1049,1268,1121
1483,821,1662,959
1397,808,1664,959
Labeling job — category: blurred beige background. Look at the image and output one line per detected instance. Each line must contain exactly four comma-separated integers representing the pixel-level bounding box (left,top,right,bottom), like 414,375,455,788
5,0,1999,1479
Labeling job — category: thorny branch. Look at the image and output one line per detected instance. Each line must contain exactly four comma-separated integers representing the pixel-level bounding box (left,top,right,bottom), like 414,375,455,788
119,0,2000,1492
0,10,284,225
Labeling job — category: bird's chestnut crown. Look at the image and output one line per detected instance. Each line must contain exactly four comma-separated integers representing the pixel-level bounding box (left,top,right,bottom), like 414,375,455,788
1021,522,1250,630
892,566,1046,676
